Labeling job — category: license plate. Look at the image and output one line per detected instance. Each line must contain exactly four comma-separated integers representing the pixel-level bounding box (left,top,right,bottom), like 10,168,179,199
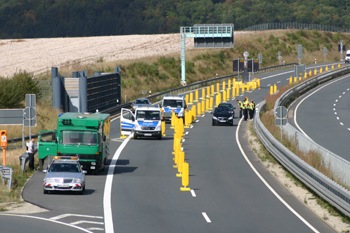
144,133,152,136
219,120,226,122
90,166,95,169
58,184,69,187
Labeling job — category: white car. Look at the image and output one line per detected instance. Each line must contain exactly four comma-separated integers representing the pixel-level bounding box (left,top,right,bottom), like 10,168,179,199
345,50,350,64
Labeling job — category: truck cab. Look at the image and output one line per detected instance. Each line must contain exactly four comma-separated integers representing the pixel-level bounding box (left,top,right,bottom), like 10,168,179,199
121,106,162,139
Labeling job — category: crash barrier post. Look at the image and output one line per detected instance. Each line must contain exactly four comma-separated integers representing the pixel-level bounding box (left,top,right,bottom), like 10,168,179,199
189,93,193,105
211,85,215,96
209,97,213,110
326,66,328,71
223,90,227,103
338,63,340,68
180,162,190,191
216,83,220,93
201,100,205,114
201,88,205,100
299,77,302,81
207,86,210,98
222,81,226,92
274,84,277,93
270,86,274,95
294,77,297,83
228,79,231,89
304,72,307,79
176,151,185,177
197,102,202,116
194,90,199,102
162,120,166,136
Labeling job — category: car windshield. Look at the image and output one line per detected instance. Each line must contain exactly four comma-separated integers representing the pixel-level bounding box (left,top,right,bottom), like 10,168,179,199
136,111,160,120
219,104,232,108
49,163,81,173
135,99,150,104
163,99,183,108
59,130,98,145
215,107,231,114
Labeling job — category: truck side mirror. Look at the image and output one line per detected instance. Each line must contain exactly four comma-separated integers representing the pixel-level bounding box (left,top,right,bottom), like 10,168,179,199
132,116,135,121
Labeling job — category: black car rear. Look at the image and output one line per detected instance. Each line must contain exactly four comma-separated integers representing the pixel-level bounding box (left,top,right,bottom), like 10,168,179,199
212,107,234,126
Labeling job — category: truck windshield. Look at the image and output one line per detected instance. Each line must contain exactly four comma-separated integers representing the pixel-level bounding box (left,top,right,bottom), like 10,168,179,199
136,111,160,120
163,100,183,108
59,130,98,145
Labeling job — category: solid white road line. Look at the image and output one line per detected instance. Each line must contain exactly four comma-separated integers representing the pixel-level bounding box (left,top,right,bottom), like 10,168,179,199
236,118,319,233
71,220,104,225
104,134,133,233
202,212,211,223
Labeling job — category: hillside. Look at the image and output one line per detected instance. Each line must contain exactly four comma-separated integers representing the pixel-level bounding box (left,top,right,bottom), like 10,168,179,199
0,0,349,39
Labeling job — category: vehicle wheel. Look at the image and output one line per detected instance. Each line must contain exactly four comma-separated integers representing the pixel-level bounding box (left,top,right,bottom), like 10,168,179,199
134,135,138,140
212,120,215,126
80,186,85,195
158,134,162,140
104,158,107,165
43,189,48,194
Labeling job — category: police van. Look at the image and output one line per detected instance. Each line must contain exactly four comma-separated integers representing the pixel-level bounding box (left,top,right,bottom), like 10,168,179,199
345,50,350,64
160,95,187,122
121,105,162,140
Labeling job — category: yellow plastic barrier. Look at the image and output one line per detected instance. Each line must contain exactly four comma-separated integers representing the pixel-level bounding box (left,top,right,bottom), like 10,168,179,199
189,92,193,105
274,84,277,93
304,72,307,79
294,77,297,83
338,63,340,68
176,151,185,177
232,85,236,98
309,70,311,76
314,68,317,75
180,162,190,191
197,102,201,116
270,85,274,95
222,90,226,103
216,82,220,93
209,97,213,110
185,95,189,106
332,64,334,69
289,77,292,84
215,94,219,107
205,98,209,112
194,90,199,102
218,92,222,104
320,67,323,73
201,88,205,100
326,66,328,71
299,77,302,81
191,105,196,122
211,85,215,96
170,111,175,129
236,85,240,96
222,81,226,92
227,88,230,100
173,140,181,167
241,85,245,94
201,100,205,114
207,86,210,98
162,120,166,136
228,79,231,89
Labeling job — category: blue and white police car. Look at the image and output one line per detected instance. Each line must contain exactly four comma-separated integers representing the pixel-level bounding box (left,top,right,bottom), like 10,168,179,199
121,105,162,140
160,95,187,122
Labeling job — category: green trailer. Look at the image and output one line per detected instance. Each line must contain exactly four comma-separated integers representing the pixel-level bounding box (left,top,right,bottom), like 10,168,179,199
38,112,110,174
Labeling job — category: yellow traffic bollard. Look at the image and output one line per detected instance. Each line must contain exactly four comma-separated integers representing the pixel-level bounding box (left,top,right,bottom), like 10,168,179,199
309,70,311,76
326,66,328,71
274,83,277,93
246,82,250,92
205,98,209,112
228,79,231,89
194,90,199,102
201,88,205,100
294,77,297,83
289,77,292,84
215,94,219,107
304,72,307,79
201,100,205,114
257,79,260,88
184,111,190,128
338,63,340,68
241,85,245,94
185,95,189,106
173,140,181,168
299,77,302,81
222,81,226,92
314,68,317,75
218,92,222,104
236,85,240,96
270,85,274,95
176,151,185,177
332,64,334,69
197,102,202,116
191,105,196,122
216,82,220,93
189,92,193,105
320,67,323,73
207,86,210,98
227,88,230,100
161,120,166,136
211,85,215,96
222,90,226,103
209,97,213,110
180,162,190,191
232,85,236,98
170,111,175,129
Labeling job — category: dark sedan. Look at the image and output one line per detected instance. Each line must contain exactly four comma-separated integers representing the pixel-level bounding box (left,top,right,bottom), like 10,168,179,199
212,107,234,126
218,102,235,118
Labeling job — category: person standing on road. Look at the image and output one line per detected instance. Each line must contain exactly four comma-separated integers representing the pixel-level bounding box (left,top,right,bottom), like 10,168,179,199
243,97,249,121
27,138,35,170
236,99,243,118
248,101,254,119
251,100,256,118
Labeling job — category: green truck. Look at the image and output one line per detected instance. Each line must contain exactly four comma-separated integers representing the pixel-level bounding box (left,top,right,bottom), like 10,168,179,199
38,112,110,174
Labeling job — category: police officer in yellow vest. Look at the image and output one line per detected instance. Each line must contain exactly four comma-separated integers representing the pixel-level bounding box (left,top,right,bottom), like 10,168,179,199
243,97,249,121
236,99,243,118
249,101,254,119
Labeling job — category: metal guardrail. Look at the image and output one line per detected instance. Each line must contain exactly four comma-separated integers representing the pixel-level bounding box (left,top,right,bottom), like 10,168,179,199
0,165,12,191
254,65,350,217
101,63,297,116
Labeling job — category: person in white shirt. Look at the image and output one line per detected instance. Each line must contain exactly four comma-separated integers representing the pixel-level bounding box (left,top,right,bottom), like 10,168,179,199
27,138,35,170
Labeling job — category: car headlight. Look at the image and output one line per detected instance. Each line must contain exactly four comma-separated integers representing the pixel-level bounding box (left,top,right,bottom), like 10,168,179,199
155,125,161,131
213,116,217,120
134,122,141,130
178,111,184,117
73,178,82,183
228,116,233,120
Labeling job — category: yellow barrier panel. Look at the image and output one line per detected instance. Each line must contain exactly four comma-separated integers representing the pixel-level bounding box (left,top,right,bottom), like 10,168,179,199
197,102,201,116
211,85,215,96
207,86,210,98
314,68,317,75
209,97,213,110
289,77,292,84
216,82,220,93
180,162,190,191
201,100,205,114
201,88,205,100
189,92,193,105
173,140,181,168
274,84,277,93
176,151,185,177
228,79,231,89
270,86,274,95
194,90,199,102
162,120,166,136
222,81,226,92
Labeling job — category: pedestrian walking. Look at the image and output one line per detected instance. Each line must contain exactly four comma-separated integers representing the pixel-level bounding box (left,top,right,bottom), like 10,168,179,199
27,137,35,170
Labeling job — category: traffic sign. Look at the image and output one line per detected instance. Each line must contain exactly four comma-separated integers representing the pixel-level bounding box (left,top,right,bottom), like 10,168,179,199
277,51,281,56
275,119,288,126
25,94,36,108
323,47,327,55
24,107,36,120
278,55,282,60
0,109,24,125
258,54,262,64
275,106,288,119
297,45,303,59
